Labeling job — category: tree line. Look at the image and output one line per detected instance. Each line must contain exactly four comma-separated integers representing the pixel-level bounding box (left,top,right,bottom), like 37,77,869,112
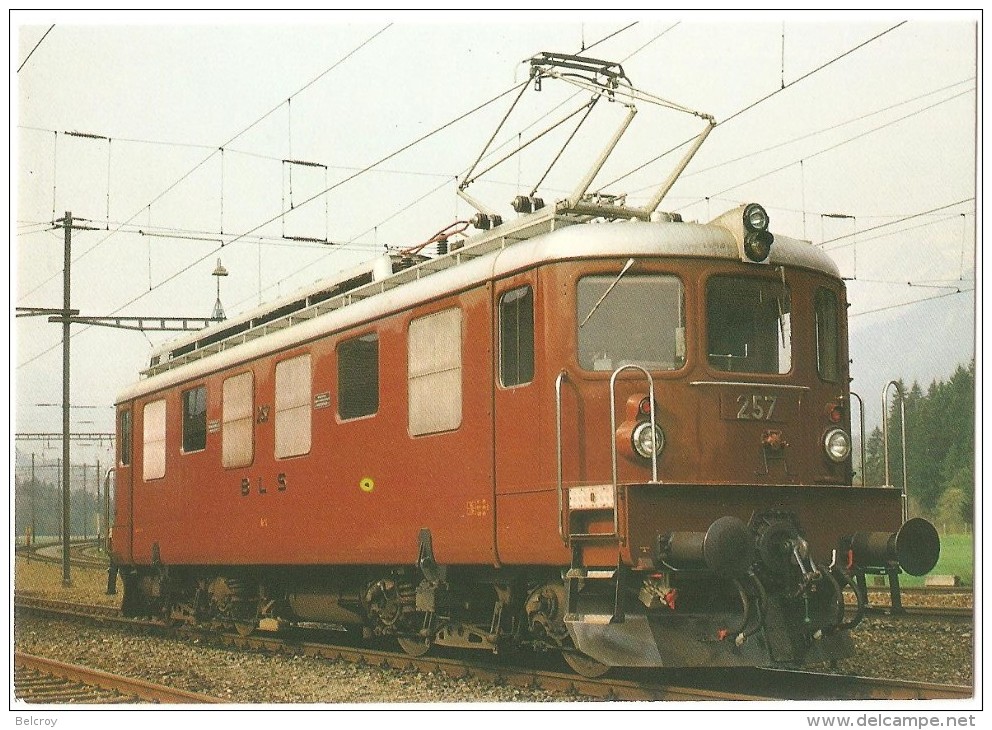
13,468,110,541
859,359,975,533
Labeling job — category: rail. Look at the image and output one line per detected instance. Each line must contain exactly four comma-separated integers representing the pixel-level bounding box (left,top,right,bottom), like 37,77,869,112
14,652,228,704
15,595,972,702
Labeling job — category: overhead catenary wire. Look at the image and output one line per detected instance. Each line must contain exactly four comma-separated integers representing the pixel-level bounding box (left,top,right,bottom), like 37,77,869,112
825,213,965,252
19,123,462,179
92,79,533,326
696,88,973,205
14,23,974,378
849,287,973,318
16,23,394,307
16,71,531,371
17,24,55,73
17,22,648,313
599,21,908,192
821,199,975,250
119,26,654,319
231,175,458,312
649,77,974,186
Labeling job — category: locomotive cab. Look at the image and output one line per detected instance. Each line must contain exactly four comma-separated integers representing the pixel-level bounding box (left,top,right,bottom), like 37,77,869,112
543,208,940,672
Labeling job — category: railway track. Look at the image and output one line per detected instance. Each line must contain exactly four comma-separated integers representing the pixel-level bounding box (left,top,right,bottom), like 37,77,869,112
14,652,228,704
15,539,110,569
14,594,972,702
863,604,973,620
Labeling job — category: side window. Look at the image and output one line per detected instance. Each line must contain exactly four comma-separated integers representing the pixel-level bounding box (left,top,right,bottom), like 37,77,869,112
275,354,312,458
222,372,254,468
408,307,462,436
499,286,534,387
143,399,166,481
815,289,840,382
338,333,379,420
119,409,132,467
182,385,207,453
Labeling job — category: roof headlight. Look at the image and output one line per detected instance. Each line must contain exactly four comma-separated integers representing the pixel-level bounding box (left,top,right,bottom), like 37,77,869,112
744,203,770,232
632,422,665,459
741,203,774,262
824,428,851,463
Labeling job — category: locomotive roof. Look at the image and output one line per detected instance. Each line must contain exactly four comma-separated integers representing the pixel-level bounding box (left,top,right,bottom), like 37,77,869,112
118,210,839,403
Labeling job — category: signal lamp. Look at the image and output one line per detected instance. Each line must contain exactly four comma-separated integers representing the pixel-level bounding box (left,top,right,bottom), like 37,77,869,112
742,203,773,262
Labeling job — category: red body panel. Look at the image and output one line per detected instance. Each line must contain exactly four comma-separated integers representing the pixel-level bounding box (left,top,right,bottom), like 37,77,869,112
114,251,884,573
121,287,496,568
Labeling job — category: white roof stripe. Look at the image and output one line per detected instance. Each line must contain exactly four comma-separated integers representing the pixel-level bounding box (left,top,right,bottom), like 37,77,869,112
117,219,838,403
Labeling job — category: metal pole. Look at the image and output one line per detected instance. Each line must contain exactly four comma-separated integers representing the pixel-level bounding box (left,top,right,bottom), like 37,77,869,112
30,453,36,546
96,458,101,547
61,211,72,586
82,463,88,540
103,467,114,554
56,458,62,541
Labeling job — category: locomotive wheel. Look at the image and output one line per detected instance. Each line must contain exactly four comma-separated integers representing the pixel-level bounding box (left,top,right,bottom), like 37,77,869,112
397,636,431,657
562,649,610,678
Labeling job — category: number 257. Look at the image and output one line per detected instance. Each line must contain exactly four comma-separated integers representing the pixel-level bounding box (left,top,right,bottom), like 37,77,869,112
736,394,777,420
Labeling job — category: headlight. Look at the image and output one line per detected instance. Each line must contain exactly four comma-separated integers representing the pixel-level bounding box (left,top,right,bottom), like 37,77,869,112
632,422,665,458
742,203,773,262
743,203,770,232
824,428,851,462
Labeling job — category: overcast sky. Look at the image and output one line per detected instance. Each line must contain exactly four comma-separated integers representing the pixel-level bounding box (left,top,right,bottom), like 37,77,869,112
11,10,979,466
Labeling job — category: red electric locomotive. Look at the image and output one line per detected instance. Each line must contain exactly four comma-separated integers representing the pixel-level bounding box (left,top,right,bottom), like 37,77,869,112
110,53,939,676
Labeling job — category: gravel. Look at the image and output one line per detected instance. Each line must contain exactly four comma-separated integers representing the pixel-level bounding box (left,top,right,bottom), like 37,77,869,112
14,558,974,704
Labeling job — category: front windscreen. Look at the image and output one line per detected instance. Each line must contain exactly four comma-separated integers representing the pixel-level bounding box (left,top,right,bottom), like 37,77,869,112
577,274,685,372
707,276,792,374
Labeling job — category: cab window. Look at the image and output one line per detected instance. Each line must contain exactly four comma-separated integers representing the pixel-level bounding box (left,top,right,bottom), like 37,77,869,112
707,276,791,374
577,274,685,372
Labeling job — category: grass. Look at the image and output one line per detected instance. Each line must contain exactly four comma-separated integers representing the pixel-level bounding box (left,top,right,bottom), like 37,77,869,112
897,532,974,587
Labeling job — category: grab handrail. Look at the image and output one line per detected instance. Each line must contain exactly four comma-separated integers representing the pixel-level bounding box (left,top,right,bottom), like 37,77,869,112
849,391,866,484
555,370,568,545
